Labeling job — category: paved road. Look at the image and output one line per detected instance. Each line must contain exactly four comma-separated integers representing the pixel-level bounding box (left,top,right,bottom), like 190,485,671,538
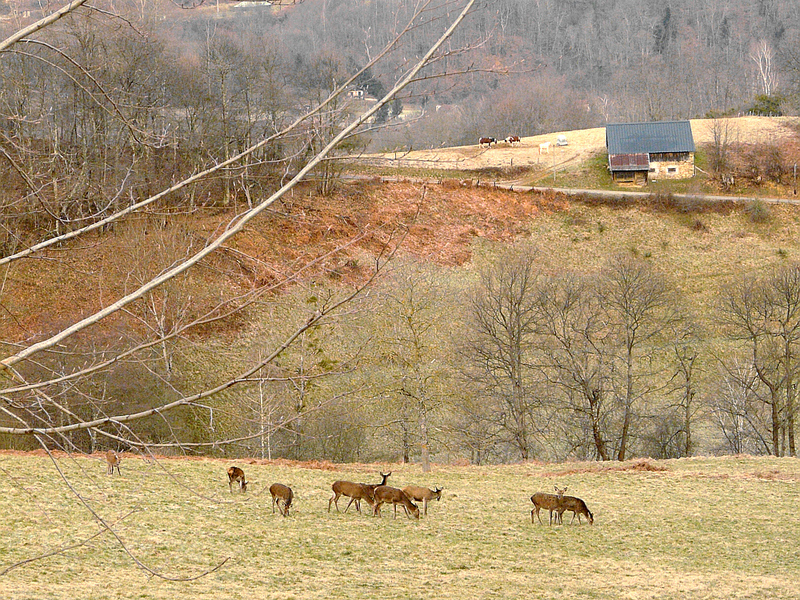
473,181,800,206
341,173,800,206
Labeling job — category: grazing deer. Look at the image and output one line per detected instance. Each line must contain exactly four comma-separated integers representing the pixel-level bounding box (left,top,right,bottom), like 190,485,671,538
530,486,567,525
106,450,121,476
227,466,248,493
373,485,420,519
269,483,293,517
401,485,442,517
328,481,375,514
329,471,391,514
556,494,594,525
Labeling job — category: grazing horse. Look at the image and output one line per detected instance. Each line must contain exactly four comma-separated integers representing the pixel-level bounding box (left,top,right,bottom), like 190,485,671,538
479,137,496,148
505,135,521,145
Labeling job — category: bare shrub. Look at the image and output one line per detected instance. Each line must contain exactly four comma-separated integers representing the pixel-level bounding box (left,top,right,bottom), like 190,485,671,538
745,199,771,223
764,146,785,183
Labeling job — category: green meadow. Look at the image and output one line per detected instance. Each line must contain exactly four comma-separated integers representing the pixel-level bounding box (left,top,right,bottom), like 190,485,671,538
1,453,799,600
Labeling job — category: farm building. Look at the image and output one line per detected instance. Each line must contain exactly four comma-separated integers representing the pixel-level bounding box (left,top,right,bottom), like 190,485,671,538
605,121,695,184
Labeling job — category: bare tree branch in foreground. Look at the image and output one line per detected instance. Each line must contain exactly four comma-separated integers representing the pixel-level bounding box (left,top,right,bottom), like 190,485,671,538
0,0,478,580
1,0,476,375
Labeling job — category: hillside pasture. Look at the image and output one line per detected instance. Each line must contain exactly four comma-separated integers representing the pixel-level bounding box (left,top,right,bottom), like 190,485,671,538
1,453,799,599
365,116,798,175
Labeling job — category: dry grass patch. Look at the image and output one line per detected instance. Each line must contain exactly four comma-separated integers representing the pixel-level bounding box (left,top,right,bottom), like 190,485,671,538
543,458,669,478
1,453,800,599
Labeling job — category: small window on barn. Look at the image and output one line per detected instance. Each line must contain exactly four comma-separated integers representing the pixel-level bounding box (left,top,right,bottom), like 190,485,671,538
667,167,677,174
649,168,656,173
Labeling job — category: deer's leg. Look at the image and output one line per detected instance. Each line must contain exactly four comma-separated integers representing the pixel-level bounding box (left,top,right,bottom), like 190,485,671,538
344,497,355,513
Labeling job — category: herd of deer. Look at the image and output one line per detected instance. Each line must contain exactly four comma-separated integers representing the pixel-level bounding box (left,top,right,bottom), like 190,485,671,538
105,452,592,524
328,471,444,519
223,468,440,520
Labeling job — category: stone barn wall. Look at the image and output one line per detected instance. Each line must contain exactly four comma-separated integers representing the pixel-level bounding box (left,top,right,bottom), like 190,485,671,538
649,152,695,179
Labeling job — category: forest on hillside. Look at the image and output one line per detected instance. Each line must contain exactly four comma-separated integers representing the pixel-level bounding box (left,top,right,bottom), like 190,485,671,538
1,0,800,465
2,0,800,229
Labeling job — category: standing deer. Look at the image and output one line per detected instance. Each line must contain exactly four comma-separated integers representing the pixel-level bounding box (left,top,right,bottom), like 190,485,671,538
530,486,567,525
401,485,442,517
227,466,248,493
555,494,594,525
328,481,375,514
269,483,293,517
106,450,121,476
373,485,420,519
328,471,390,514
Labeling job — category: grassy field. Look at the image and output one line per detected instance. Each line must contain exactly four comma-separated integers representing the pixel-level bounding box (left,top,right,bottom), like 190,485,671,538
1,454,799,599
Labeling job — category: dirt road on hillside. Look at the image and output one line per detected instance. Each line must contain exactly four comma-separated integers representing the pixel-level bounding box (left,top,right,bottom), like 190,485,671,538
364,116,798,173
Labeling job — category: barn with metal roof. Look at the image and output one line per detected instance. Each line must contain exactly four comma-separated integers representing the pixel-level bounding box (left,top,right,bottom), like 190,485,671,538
605,121,695,184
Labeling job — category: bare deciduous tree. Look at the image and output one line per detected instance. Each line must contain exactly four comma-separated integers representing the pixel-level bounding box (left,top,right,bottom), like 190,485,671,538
535,272,612,461
370,255,452,471
599,254,675,461
751,39,778,97
465,246,542,461
718,263,800,457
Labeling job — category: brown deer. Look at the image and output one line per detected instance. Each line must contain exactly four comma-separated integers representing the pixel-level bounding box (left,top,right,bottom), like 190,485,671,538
373,485,420,519
328,471,391,514
401,485,442,517
555,494,594,525
328,481,375,514
359,471,391,509
530,486,567,525
106,450,121,476
269,483,293,517
227,466,248,493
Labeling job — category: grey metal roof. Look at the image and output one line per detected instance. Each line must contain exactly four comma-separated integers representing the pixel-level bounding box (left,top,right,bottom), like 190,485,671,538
606,121,695,154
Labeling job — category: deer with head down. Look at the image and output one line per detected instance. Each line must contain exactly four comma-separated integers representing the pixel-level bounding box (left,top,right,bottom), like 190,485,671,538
270,483,293,517
106,450,121,476
401,485,442,517
227,466,248,493
530,486,566,525
328,481,374,514
555,494,594,525
373,485,420,519
328,471,390,514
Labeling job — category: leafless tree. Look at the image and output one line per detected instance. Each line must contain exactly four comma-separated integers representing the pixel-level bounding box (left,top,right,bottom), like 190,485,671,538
706,118,739,183
598,254,676,461
465,246,542,460
718,263,800,457
368,255,453,471
534,272,613,461
667,329,701,458
711,358,772,455
751,39,778,97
